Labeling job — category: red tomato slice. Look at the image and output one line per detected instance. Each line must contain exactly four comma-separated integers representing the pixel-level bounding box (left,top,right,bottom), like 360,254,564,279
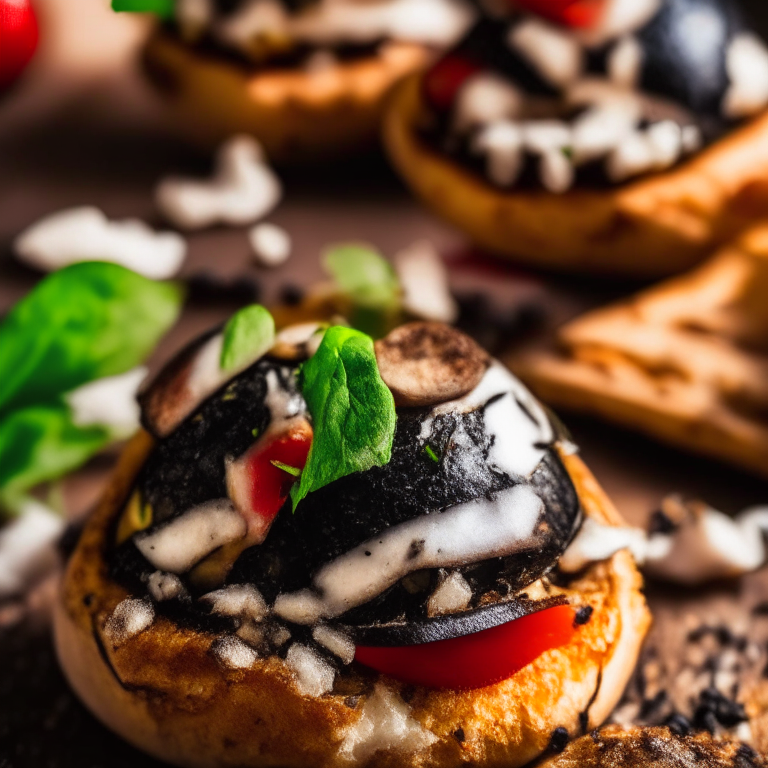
422,55,482,112
513,0,607,28
227,420,312,541
355,605,577,690
0,0,39,90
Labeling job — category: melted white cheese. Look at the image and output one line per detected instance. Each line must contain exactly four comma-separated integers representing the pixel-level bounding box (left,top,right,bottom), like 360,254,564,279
561,504,768,586
65,367,147,437
134,499,246,573
156,135,281,230
275,484,544,623
13,206,186,279
420,362,554,479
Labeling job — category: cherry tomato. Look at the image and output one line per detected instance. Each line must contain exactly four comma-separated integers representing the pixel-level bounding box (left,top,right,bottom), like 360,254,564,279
229,420,312,541
513,0,607,28
422,55,481,112
0,0,39,90
355,605,577,690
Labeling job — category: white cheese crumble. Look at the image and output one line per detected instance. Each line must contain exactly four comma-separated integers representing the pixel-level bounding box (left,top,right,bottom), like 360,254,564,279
393,240,458,325
249,222,292,267
201,584,267,622
65,367,147,437
0,500,64,599
508,17,583,88
14,207,186,279
146,571,186,602
338,683,437,762
104,598,154,645
312,625,356,665
608,36,644,88
212,635,258,669
471,120,523,186
285,643,336,697
452,72,523,132
134,499,246,573
723,33,768,118
427,571,472,616
156,135,282,230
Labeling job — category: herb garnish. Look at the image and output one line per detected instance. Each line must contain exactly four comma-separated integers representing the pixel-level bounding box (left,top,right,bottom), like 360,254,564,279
271,460,302,477
290,326,396,509
424,445,440,463
323,244,402,338
220,304,275,371
111,0,175,17
0,262,182,514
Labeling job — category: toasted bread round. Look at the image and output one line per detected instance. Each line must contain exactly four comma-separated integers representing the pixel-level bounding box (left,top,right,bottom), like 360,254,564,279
142,30,429,162
536,725,766,768
383,74,768,278
54,433,648,768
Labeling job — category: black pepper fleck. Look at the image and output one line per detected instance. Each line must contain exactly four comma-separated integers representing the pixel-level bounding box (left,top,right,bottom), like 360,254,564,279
548,727,569,753
574,605,594,626
454,727,465,743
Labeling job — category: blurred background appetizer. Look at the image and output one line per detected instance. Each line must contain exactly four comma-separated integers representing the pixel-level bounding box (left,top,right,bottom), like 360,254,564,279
114,0,475,161
385,0,768,276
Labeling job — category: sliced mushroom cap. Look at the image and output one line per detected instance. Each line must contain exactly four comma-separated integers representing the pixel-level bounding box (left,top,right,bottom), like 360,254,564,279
138,329,220,438
375,322,490,407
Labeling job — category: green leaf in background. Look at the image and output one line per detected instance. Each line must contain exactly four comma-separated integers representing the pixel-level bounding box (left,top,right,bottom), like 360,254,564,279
0,406,111,511
111,0,175,18
0,262,183,417
323,244,402,338
220,304,275,371
290,326,396,509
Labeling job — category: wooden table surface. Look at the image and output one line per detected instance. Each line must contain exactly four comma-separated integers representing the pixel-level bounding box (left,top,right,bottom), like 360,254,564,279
2,1,768,765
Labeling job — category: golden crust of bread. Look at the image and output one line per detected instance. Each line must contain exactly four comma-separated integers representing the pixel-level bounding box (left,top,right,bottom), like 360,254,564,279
54,433,649,768
383,74,768,278
142,30,429,162
535,725,766,768
512,226,768,478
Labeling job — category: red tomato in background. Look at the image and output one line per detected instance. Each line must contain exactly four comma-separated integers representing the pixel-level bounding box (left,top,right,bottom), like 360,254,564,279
0,0,39,90
422,55,482,112
355,605,578,690
513,0,607,28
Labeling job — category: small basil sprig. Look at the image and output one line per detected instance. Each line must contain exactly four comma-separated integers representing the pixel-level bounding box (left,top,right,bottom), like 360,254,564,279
0,262,182,514
220,304,275,371
323,244,403,338
290,326,396,509
111,0,175,17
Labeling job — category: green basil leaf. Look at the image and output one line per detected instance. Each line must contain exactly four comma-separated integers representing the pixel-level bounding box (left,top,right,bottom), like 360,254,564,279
111,0,175,17
290,326,396,509
220,304,275,371
0,406,110,510
323,244,402,337
0,262,183,417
